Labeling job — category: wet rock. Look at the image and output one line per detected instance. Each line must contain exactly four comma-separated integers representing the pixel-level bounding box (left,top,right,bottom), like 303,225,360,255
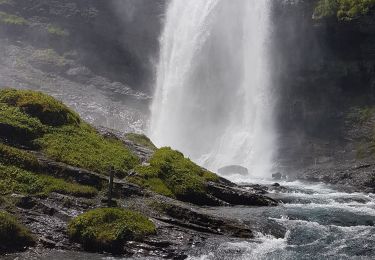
206,182,278,206
14,195,36,209
39,237,56,248
272,172,282,180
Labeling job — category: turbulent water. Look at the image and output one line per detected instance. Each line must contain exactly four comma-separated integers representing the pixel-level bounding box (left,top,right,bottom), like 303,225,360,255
187,181,375,260
11,181,374,260
149,0,276,177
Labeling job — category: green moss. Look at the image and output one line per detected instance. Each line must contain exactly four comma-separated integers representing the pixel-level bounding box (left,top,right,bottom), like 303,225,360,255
0,143,39,170
125,133,157,150
314,0,375,20
0,89,139,177
131,147,219,200
35,125,139,178
0,103,45,144
0,11,28,26
0,88,80,126
0,211,34,253
47,24,69,37
68,208,156,253
128,176,173,197
0,164,97,197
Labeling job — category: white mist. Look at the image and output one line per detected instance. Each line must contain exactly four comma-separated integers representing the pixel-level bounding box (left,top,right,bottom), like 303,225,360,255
149,0,276,179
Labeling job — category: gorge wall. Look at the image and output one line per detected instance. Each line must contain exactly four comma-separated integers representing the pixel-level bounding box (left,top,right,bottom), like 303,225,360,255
272,0,375,174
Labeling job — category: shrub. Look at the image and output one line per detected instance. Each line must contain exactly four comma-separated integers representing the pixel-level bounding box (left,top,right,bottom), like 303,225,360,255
68,208,156,253
0,164,97,197
0,11,28,26
0,88,80,126
125,133,157,150
35,125,140,178
314,0,375,20
0,211,34,253
132,147,219,201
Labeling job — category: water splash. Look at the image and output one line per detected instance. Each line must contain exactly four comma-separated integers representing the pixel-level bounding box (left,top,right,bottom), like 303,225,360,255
150,0,275,178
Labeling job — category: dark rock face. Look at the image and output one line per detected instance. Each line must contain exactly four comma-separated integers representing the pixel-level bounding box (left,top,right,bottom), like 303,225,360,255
0,0,165,92
206,182,278,207
272,1,375,176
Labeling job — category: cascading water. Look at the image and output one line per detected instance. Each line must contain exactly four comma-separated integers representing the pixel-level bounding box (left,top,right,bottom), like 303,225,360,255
150,0,275,178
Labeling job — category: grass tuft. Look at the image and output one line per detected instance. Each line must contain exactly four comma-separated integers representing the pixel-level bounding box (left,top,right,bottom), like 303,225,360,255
0,164,97,197
35,125,140,178
0,211,35,253
130,147,219,200
68,208,156,253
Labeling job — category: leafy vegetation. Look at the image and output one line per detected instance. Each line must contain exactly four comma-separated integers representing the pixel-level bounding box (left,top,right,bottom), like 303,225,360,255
130,147,219,200
0,11,28,26
125,133,157,150
0,164,97,197
47,24,69,37
35,125,140,178
314,0,375,20
0,211,34,253
68,208,156,253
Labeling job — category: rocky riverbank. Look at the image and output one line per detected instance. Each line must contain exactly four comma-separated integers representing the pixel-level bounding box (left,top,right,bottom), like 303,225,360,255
0,89,278,258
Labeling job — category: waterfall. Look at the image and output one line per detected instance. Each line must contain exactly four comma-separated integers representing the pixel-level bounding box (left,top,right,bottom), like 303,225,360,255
149,0,275,178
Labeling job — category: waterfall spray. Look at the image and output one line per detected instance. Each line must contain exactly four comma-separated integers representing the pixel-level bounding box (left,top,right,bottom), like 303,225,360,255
150,0,275,179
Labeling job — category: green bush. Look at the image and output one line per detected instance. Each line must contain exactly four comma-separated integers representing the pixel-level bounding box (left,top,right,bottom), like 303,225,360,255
0,211,34,253
0,164,97,197
314,0,375,20
35,125,140,178
131,147,219,200
125,133,157,150
0,88,80,126
68,208,156,253
0,11,28,26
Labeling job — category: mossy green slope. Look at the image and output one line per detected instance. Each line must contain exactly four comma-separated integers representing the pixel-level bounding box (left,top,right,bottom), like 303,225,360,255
0,211,34,253
68,208,156,253
0,88,139,177
0,163,97,197
0,88,80,126
130,147,219,201
314,0,375,20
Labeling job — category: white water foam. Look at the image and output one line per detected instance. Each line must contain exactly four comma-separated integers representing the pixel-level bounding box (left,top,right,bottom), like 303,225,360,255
150,0,275,178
